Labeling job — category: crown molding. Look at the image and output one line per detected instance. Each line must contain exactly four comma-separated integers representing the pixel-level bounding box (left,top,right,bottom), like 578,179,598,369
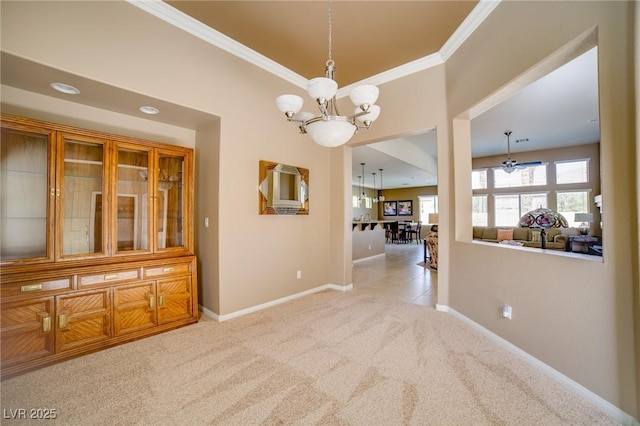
337,53,444,98
127,0,308,90
440,0,501,62
129,0,500,91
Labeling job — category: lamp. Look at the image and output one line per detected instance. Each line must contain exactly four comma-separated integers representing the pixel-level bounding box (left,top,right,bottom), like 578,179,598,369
574,213,593,235
428,213,439,232
519,208,568,249
275,0,381,148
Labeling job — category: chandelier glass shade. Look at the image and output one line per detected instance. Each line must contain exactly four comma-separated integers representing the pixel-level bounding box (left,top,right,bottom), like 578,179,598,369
275,1,381,148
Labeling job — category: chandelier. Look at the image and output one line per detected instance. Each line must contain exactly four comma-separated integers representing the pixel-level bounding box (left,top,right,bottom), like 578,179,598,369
275,0,381,148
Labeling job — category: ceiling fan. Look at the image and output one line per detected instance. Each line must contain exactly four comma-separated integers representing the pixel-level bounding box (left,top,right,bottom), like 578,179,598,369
499,131,542,173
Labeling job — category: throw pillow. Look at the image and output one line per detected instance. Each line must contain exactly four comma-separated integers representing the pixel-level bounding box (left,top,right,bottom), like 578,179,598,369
497,228,514,241
530,230,541,242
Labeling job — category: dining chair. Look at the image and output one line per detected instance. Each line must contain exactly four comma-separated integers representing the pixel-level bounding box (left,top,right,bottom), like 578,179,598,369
406,221,422,244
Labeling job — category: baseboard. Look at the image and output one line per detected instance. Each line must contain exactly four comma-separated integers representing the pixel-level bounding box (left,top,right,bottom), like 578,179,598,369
199,305,218,321
199,283,353,323
439,304,639,426
435,303,449,312
353,253,385,263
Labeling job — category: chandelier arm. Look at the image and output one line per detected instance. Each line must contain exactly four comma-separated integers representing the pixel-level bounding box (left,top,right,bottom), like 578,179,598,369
328,98,341,117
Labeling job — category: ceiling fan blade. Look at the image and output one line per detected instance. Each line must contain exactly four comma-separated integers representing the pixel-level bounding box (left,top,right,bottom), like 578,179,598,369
516,160,543,168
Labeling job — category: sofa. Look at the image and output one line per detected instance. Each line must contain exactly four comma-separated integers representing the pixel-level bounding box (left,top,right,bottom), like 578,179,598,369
472,226,582,251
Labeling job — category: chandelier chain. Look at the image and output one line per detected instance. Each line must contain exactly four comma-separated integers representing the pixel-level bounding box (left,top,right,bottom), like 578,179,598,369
327,0,332,62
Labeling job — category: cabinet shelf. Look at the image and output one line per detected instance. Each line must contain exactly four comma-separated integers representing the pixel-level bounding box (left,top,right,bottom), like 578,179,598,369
1,114,196,379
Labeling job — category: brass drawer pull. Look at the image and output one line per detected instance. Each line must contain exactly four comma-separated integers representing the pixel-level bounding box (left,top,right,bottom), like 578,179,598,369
149,295,155,309
158,295,165,307
162,267,175,273
21,284,43,292
58,313,68,329
104,274,118,280
42,316,51,333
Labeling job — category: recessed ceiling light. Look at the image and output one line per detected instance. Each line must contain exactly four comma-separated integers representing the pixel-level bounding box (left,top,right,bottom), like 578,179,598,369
50,82,80,95
139,106,160,115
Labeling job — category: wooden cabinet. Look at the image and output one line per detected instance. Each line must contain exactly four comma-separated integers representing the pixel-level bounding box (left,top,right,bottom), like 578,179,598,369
0,115,193,266
0,115,198,379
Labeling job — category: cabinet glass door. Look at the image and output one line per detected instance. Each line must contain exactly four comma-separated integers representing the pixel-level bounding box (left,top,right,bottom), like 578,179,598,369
59,134,107,258
115,145,151,253
156,152,185,250
0,125,54,262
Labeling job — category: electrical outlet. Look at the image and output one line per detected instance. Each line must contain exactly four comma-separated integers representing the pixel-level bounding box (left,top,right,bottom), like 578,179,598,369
296,270,302,279
368,244,371,250
502,304,512,320
204,217,209,227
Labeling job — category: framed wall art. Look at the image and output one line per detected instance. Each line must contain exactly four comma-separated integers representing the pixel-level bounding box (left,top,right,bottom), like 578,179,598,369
383,201,397,216
398,200,413,216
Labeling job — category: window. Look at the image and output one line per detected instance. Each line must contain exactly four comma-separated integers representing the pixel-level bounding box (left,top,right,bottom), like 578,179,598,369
556,160,589,184
494,193,547,226
353,196,372,209
472,195,488,226
418,195,438,223
472,169,487,189
557,190,591,226
494,164,547,188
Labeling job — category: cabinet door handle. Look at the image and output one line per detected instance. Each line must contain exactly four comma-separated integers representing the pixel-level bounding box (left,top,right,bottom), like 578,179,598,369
50,188,56,196
58,313,68,329
158,295,164,308
42,316,51,333
162,267,174,273
56,189,60,197
104,274,118,280
21,284,42,292
149,295,155,309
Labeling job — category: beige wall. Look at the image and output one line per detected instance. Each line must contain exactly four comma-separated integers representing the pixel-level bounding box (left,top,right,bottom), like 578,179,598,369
447,1,637,417
1,0,637,418
194,120,221,313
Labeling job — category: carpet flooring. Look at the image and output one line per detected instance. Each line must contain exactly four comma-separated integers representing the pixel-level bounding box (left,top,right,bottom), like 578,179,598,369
0,245,620,425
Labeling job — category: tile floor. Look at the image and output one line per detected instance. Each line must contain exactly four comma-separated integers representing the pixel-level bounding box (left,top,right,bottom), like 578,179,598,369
352,241,437,306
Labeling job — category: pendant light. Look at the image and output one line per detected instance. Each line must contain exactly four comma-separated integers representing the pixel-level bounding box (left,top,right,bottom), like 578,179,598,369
360,163,366,201
378,168,385,201
371,172,378,203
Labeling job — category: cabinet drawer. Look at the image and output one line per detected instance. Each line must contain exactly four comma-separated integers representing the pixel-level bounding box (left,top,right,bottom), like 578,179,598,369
144,262,191,278
1,277,73,298
78,269,141,289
